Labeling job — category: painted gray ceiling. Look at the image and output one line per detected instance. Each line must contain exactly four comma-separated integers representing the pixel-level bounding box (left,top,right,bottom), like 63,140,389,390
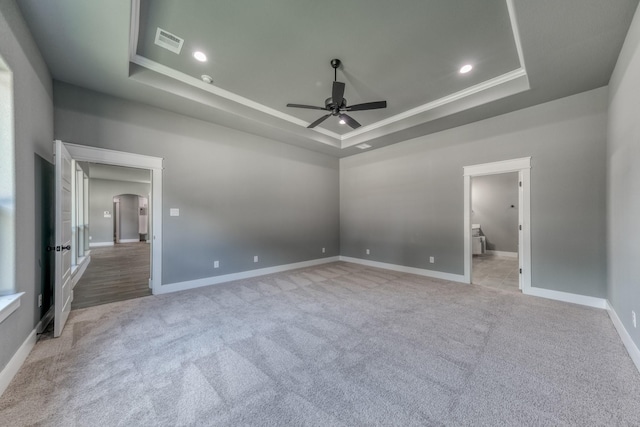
17,0,640,157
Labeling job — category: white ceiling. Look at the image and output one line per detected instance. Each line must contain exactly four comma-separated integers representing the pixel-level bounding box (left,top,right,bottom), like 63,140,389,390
17,0,640,157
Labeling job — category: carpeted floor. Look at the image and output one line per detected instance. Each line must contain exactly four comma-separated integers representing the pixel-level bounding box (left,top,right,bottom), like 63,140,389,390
1,262,639,425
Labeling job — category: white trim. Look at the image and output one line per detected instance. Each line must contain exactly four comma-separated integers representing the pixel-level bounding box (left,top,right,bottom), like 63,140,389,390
506,0,527,70
464,157,531,292
463,157,531,177
130,55,342,143
89,242,114,248
342,68,527,142
119,239,141,243
0,328,36,397
606,301,640,373
62,142,163,170
523,286,607,309
339,256,466,283
56,141,163,294
157,257,339,295
485,250,518,258
71,255,91,288
0,292,24,324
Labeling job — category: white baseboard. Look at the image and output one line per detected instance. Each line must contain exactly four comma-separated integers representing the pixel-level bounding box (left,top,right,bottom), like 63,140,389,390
157,256,340,295
71,255,91,289
523,286,607,309
119,239,140,243
89,242,113,248
606,301,640,374
485,250,518,258
339,256,466,283
0,328,36,397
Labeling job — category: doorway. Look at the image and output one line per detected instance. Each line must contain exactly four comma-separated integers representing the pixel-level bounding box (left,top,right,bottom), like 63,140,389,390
53,141,162,335
470,172,520,292
463,157,531,293
72,166,153,310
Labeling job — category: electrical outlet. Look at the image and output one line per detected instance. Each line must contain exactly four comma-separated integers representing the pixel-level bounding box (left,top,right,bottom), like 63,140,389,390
322,247,326,253
214,260,219,268
254,255,259,263
633,311,637,328
429,256,435,263
366,249,370,255
38,294,42,308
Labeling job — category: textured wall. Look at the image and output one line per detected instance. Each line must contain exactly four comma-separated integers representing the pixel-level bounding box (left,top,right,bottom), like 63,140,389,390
341,87,608,297
472,173,519,253
608,3,640,349
54,82,340,285
0,0,53,373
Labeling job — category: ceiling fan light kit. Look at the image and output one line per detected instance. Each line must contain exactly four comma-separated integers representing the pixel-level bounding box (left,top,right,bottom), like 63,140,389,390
287,59,387,130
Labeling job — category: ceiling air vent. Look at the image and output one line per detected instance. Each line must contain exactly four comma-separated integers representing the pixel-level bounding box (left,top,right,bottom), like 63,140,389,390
154,28,184,54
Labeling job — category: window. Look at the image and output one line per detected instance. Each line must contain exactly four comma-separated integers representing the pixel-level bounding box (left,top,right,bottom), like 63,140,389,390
0,54,15,297
0,53,22,323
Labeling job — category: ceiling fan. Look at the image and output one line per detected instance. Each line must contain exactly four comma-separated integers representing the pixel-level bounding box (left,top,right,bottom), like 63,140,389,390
287,59,387,129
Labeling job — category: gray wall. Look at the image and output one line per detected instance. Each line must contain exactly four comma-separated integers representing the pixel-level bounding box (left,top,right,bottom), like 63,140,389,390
54,82,340,285
117,194,141,241
472,173,519,253
341,87,608,298
0,0,53,372
608,4,640,349
89,179,150,244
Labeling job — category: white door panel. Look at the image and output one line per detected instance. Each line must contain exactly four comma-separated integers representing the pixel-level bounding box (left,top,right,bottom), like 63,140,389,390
54,140,73,337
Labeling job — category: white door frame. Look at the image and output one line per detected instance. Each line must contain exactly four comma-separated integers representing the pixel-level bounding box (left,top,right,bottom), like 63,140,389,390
58,141,164,293
463,157,531,293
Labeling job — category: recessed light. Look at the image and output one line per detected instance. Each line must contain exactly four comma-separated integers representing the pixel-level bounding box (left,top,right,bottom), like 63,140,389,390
339,119,346,125
459,64,473,74
356,143,372,150
193,51,207,62
201,75,213,84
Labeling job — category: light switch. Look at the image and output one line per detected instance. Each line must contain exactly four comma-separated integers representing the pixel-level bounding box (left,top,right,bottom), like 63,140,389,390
170,208,180,217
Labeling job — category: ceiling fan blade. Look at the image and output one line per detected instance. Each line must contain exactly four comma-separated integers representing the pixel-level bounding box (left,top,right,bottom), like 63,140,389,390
339,113,361,129
287,103,328,111
308,114,331,128
332,81,345,104
346,101,387,111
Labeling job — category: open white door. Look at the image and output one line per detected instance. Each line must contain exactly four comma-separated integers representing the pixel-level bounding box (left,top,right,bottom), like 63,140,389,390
54,140,73,337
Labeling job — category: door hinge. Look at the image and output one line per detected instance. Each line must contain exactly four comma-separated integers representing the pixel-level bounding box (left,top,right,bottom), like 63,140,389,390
519,181,522,187
519,268,522,274
519,225,522,231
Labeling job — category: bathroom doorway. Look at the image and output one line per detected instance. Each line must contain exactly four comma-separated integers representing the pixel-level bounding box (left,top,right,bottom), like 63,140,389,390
463,157,531,293
470,173,520,292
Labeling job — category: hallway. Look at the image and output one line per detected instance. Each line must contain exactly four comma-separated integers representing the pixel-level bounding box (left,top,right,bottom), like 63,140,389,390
72,242,151,310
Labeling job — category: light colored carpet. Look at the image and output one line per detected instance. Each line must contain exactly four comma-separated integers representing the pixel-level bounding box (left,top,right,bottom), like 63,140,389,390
1,262,639,425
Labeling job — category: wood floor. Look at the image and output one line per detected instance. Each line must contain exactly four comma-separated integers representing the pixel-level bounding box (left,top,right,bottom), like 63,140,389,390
72,242,152,310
